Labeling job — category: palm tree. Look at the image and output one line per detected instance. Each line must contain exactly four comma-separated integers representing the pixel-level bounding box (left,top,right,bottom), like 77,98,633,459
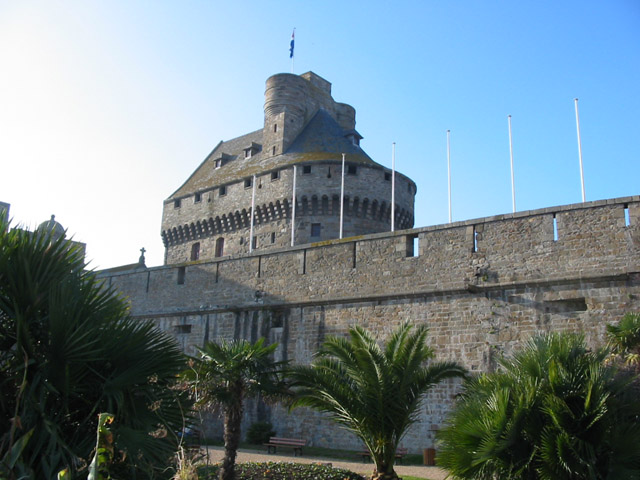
288,322,466,480
187,338,289,480
607,312,640,372
437,333,640,479
0,214,189,479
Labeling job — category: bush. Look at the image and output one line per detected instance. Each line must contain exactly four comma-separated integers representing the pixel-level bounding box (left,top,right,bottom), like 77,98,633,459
246,421,276,445
198,462,365,480
0,214,190,479
437,333,640,479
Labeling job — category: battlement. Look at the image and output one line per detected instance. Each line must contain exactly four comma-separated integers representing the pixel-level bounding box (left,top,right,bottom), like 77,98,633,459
100,194,640,451
103,195,640,317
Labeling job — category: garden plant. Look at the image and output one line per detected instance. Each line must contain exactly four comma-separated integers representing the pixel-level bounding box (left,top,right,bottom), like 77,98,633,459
0,214,189,479
289,322,466,480
184,338,289,480
437,332,640,479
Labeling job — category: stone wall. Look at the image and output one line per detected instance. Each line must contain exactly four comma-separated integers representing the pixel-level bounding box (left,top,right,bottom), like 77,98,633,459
161,161,415,264
100,196,640,451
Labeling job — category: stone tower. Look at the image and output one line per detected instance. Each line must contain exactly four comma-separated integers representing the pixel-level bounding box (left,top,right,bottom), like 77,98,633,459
161,72,416,265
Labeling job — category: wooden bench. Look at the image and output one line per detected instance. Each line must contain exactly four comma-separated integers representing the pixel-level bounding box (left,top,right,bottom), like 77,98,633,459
359,447,408,464
264,437,307,456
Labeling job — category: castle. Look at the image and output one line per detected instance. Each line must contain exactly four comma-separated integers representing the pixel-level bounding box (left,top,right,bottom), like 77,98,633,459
99,72,640,452
161,71,415,264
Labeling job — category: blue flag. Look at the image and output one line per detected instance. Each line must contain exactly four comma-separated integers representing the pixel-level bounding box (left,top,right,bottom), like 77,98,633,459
289,30,295,58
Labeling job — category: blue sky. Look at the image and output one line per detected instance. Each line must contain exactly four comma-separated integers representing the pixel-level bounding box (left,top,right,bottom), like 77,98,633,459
1,1,638,269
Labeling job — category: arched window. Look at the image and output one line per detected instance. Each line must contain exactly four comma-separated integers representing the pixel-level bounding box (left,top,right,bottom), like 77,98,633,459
215,237,224,258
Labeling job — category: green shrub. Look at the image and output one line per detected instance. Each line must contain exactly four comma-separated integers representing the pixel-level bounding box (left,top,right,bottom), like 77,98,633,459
245,421,276,445
437,333,640,479
198,461,365,480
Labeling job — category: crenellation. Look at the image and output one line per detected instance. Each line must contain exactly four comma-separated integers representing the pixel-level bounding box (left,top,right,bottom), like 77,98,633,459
97,70,639,451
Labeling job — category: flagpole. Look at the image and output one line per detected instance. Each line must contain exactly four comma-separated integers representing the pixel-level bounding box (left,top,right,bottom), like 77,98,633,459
249,174,256,253
508,115,516,213
574,98,586,203
340,153,345,239
447,130,452,223
391,142,396,232
291,165,297,246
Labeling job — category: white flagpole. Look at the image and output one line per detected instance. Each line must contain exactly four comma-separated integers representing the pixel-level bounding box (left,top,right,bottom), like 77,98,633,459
447,130,452,223
508,115,516,213
574,98,586,203
249,174,256,252
340,153,345,239
291,165,297,246
391,142,396,232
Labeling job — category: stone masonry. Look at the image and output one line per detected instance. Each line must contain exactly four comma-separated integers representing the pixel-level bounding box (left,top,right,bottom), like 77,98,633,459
100,196,640,452
161,72,415,264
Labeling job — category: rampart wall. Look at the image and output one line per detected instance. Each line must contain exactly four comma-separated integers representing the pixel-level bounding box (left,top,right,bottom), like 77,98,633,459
101,196,640,452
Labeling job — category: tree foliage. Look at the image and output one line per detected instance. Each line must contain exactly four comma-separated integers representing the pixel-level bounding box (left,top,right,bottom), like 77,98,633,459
437,333,640,479
289,322,466,480
0,214,189,479
185,338,289,480
607,312,640,371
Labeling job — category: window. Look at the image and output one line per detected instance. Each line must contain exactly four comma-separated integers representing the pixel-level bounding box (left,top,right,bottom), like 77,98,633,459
271,171,280,181
385,172,391,181
346,134,360,146
303,165,311,174
177,266,185,285
252,236,257,249
194,192,201,203
244,178,252,188
406,234,419,257
215,238,224,257
174,199,181,208
311,223,321,237
272,146,276,155
625,204,631,227
219,185,227,196
273,124,278,132
347,165,357,175
190,242,200,261
245,149,252,158
174,324,192,334
215,158,222,169
271,232,276,244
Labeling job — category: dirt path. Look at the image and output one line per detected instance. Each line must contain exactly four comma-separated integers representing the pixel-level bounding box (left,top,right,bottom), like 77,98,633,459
199,446,449,480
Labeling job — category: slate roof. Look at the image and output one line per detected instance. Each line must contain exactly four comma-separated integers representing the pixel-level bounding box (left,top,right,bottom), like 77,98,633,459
168,109,381,201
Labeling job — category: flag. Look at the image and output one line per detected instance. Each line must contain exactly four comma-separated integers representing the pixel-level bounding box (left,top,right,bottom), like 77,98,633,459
289,29,295,58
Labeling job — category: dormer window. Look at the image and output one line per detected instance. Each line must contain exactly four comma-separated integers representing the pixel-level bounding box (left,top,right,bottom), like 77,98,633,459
214,153,232,169
344,130,362,147
244,143,261,159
